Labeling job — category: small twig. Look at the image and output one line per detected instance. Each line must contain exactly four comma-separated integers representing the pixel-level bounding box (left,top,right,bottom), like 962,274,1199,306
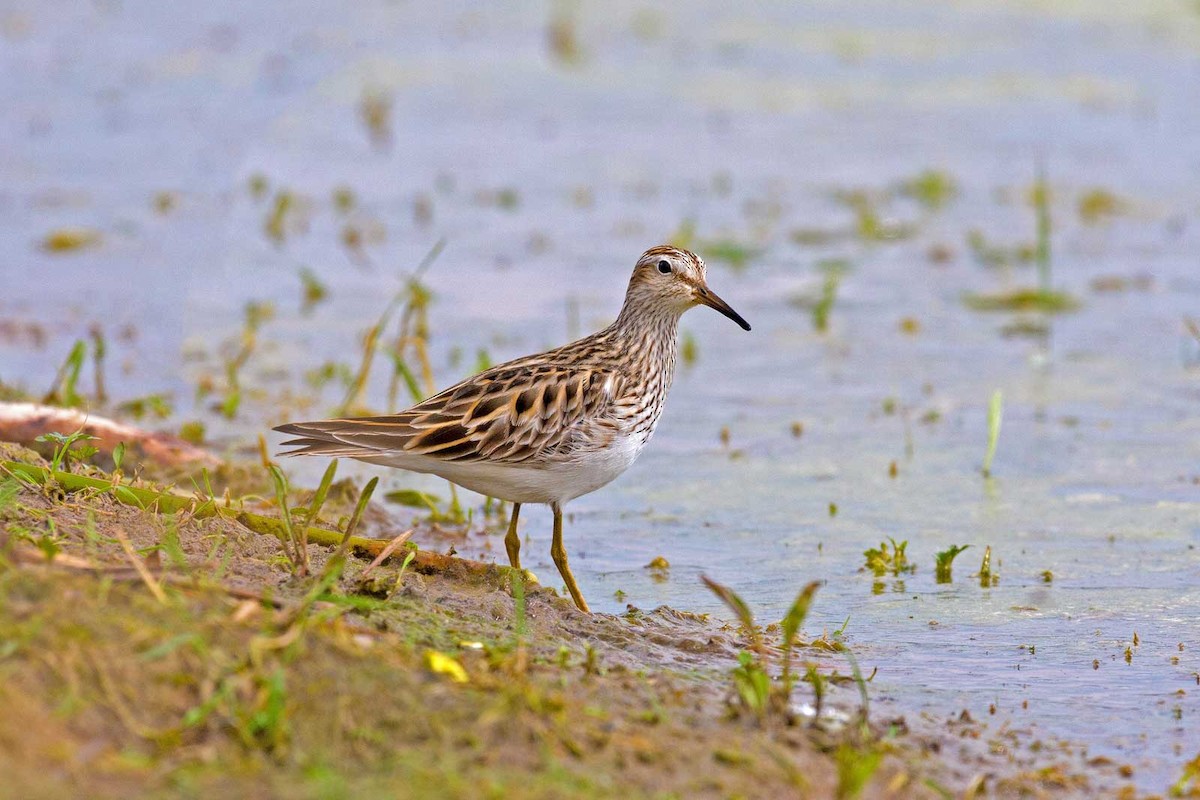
359,529,414,579
112,527,168,604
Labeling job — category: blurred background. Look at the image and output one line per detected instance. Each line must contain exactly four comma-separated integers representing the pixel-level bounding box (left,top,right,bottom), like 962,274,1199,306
2,0,1200,790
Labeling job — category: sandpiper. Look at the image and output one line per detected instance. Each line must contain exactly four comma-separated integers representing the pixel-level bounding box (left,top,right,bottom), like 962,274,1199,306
275,245,750,612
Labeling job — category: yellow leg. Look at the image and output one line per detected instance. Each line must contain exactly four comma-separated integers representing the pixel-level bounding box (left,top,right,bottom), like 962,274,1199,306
504,502,522,570
550,503,590,613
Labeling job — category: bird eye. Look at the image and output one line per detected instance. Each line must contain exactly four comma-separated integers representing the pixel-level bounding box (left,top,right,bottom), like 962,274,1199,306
656,260,672,274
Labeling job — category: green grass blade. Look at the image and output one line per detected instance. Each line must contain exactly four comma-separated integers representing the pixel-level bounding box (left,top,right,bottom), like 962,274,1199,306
982,389,1003,477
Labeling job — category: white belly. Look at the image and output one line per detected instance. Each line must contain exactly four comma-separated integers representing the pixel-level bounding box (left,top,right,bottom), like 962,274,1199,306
359,432,648,505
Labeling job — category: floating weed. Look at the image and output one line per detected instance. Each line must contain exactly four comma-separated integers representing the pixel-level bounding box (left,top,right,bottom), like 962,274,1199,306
247,173,269,199
42,339,87,407
699,238,759,272
332,186,356,214
982,389,1003,478
934,545,970,583
264,190,297,244
835,190,915,243
862,537,913,577
964,168,1080,313
680,331,698,366
41,226,102,253
976,545,998,587
962,287,1079,313
359,89,393,149
298,267,328,314
116,393,173,421
645,556,670,584
218,301,274,419
965,229,1035,269
179,420,206,444
1077,188,1124,224
1031,167,1052,293
812,270,841,332
898,169,958,211
547,0,583,65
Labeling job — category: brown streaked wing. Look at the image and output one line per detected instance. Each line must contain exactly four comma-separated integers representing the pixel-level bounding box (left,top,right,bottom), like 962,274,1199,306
277,361,623,465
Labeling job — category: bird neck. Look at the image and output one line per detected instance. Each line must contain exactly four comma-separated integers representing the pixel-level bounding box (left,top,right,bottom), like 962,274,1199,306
610,292,682,383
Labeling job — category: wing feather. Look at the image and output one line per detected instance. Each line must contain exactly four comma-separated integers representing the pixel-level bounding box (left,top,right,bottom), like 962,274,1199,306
274,359,624,466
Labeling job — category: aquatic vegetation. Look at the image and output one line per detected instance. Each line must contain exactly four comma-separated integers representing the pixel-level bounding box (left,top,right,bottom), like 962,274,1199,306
964,171,1080,313
645,556,670,584
1031,169,1053,294
982,389,1003,478
934,545,970,583
699,238,759,271
178,420,205,444
331,186,356,213
701,576,865,728
1172,752,1200,797
358,88,393,149
298,267,328,314
264,189,299,244
965,228,1035,269
780,581,821,688
89,326,108,404
547,0,583,65
963,287,1079,312
116,393,173,421
863,537,913,577
41,340,87,408
40,226,102,253
680,331,698,365
976,545,998,587
898,169,958,210
1078,188,1125,224
834,190,917,242
214,301,274,419
810,267,843,332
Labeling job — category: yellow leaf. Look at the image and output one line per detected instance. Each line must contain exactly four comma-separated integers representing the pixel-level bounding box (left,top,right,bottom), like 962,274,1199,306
424,649,468,683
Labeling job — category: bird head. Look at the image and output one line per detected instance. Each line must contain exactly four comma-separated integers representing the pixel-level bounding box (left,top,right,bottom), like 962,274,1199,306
628,245,751,331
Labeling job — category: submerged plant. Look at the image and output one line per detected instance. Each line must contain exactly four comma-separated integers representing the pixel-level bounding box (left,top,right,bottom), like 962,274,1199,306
934,544,970,583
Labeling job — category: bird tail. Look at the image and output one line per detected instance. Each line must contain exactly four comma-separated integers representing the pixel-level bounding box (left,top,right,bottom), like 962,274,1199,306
272,421,386,459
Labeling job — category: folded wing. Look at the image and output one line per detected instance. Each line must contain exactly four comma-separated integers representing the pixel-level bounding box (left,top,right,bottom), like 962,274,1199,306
274,361,622,466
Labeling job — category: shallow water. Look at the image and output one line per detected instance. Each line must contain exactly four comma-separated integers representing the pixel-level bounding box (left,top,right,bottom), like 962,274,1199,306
3,0,1199,790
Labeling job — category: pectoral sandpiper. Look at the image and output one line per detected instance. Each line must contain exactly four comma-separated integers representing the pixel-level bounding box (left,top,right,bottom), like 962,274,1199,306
274,245,750,612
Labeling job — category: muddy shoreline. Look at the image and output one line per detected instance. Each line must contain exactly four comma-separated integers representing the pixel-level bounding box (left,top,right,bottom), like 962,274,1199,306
0,442,1139,798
